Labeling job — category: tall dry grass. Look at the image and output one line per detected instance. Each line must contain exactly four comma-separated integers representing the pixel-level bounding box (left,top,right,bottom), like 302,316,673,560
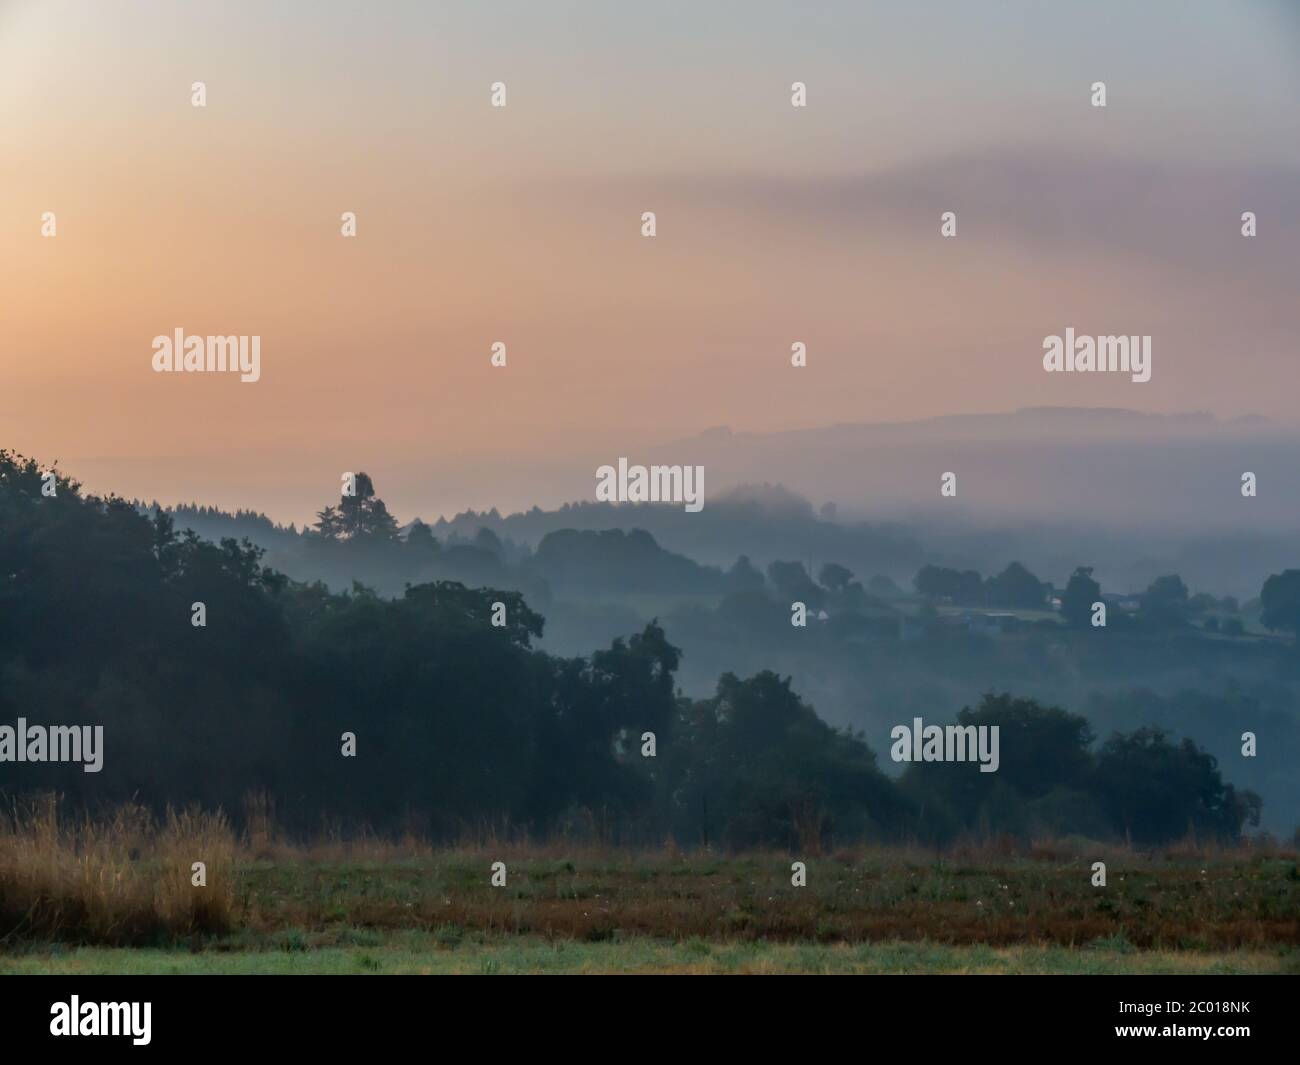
0,795,237,946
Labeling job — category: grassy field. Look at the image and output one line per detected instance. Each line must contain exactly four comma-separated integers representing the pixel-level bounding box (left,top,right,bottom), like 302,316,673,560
4,936,1293,975
3,801,1297,974
233,848,1299,947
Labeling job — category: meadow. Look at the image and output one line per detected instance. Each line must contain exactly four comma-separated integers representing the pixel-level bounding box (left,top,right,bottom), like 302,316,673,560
2,799,1296,975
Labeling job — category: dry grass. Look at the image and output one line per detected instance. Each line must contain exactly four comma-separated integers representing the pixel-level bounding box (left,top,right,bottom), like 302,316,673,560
0,795,236,946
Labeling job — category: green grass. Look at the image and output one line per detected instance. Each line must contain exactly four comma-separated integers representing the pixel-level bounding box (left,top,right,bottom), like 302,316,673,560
4,934,1294,975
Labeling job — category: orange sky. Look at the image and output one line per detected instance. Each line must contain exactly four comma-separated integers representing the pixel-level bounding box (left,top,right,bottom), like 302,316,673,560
2,1,1298,522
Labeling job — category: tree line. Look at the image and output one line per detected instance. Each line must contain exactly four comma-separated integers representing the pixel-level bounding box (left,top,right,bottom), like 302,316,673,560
0,451,1266,846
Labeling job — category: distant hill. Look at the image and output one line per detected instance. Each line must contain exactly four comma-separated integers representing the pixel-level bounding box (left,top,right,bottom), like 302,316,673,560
139,407,1300,600
658,406,1299,531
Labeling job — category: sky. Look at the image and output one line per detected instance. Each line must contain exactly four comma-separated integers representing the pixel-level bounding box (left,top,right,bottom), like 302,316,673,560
2,0,1298,523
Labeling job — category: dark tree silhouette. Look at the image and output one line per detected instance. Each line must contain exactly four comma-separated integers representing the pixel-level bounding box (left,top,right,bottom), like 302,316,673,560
1061,566,1101,628
1260,570,1300,637
315,471,399,542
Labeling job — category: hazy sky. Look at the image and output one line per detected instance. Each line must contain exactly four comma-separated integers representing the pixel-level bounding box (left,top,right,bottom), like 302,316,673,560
2,1,1298,522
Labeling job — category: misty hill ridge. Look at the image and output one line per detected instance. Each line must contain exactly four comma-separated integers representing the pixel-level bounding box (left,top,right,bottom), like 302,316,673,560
668,407,1281,450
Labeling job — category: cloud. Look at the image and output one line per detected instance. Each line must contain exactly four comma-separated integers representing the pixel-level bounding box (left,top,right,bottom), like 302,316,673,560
569,147,1300,286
